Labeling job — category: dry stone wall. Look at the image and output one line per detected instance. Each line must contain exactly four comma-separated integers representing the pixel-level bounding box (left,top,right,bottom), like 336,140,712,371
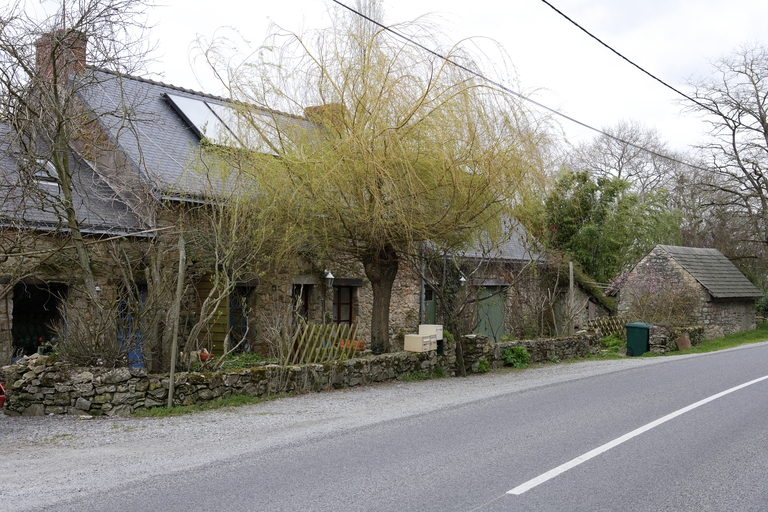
2,330,620,417
461,331,601,373
649,325,704,354
3,351,448,417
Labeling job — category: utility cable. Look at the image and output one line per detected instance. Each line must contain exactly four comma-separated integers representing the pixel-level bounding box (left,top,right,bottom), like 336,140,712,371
330,0,709,173
538,0,715,115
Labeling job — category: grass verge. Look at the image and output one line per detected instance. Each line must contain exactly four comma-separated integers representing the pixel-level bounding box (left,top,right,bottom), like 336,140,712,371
399,366,447,381
662,321,768,356
132,394,277,418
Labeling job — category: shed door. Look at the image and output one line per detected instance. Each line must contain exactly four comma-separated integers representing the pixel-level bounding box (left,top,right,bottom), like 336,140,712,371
475,286,506,342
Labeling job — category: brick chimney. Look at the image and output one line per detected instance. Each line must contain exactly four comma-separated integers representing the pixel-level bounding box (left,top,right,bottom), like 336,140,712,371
35,29,87,80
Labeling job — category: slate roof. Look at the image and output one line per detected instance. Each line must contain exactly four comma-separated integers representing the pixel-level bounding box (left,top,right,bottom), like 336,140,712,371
0,125,146,236
658,245,763,299
460,221,537,262
81,69,311,199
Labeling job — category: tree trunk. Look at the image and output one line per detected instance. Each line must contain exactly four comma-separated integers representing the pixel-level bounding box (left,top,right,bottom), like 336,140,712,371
54,141,98,300
362,244,399,354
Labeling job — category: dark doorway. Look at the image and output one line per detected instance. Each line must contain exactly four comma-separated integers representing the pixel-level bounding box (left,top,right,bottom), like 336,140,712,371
424,286,436,324
118,284,147,368
12,282,67,357
229,286,253,352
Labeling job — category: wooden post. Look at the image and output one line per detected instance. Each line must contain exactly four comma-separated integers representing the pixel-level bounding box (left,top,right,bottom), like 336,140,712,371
569,261,574,336
167,235,186,409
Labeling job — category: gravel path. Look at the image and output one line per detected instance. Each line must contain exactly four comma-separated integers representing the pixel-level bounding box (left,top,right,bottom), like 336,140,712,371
0,355,698,512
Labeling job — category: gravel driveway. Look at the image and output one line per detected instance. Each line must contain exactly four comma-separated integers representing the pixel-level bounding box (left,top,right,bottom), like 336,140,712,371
0,356,682,512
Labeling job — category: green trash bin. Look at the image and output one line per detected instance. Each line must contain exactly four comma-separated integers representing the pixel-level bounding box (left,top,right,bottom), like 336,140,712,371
625,322,652,357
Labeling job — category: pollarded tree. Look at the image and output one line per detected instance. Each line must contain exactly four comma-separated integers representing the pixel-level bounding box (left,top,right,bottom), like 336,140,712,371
201,2,551,353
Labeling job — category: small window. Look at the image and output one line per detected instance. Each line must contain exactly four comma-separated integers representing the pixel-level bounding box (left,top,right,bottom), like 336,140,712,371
333,286,353,325
292,284,311,322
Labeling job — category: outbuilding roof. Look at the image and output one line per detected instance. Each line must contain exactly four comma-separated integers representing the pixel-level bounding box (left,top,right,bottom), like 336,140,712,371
658,245,763,299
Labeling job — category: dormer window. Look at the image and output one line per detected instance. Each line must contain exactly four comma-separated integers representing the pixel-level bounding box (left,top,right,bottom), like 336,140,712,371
34,159,61,194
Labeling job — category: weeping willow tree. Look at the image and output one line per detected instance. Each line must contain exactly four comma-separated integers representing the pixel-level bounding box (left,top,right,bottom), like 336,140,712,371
200,2,552,353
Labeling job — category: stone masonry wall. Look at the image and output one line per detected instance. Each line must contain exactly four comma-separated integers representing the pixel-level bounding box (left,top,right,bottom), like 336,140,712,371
461,331,601,373
617,246,706,320
649,325,704,354
702,299,756,339
2,329,598,416
3,351,449,417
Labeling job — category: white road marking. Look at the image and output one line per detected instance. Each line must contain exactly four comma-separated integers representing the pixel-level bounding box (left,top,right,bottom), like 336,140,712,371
508,374,768,495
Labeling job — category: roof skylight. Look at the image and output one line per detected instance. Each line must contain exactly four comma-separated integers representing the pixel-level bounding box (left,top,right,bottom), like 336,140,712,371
164,93,281,155
164,93,240,146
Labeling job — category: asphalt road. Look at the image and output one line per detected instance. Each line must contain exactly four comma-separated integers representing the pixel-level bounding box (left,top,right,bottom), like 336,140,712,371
4,343,768,511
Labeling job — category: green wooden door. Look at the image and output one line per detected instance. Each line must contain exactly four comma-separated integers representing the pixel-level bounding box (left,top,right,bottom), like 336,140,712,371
475,286,506,342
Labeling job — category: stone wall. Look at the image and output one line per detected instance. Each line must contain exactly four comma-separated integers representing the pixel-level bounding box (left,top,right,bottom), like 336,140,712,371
702,299,756,339
2,330,600,416
461,331,601,373
3,350,450,417
649,325,704,354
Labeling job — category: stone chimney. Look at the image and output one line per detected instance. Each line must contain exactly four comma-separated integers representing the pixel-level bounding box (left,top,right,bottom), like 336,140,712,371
35,29,87,80
304,103,347,132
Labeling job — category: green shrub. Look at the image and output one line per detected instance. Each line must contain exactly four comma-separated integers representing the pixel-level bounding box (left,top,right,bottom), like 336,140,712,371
477,358,490,373
600,333,625,355
432,365,446,378
400,370,430,381
757,296,768,317
502,346,531,368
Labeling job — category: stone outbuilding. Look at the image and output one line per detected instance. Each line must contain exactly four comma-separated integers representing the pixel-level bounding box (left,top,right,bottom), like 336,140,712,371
613,245,763,339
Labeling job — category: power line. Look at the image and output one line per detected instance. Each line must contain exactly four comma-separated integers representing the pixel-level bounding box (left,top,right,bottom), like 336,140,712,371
538,0,715,115
330,0,709,173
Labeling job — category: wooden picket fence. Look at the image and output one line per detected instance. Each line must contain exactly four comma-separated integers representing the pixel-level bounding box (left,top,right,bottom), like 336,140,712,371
288,322,361,365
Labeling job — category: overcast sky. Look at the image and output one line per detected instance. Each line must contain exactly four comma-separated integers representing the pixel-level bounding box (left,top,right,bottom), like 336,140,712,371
141,0,768,154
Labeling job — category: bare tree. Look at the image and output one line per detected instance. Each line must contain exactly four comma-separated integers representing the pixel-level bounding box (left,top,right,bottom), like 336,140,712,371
0,0,155,295
0,0,158,365
686,44,768,252
568,120,683,201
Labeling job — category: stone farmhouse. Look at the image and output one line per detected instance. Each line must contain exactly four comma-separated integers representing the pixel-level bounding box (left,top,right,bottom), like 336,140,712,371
613,245,762,339
0,30,585,368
